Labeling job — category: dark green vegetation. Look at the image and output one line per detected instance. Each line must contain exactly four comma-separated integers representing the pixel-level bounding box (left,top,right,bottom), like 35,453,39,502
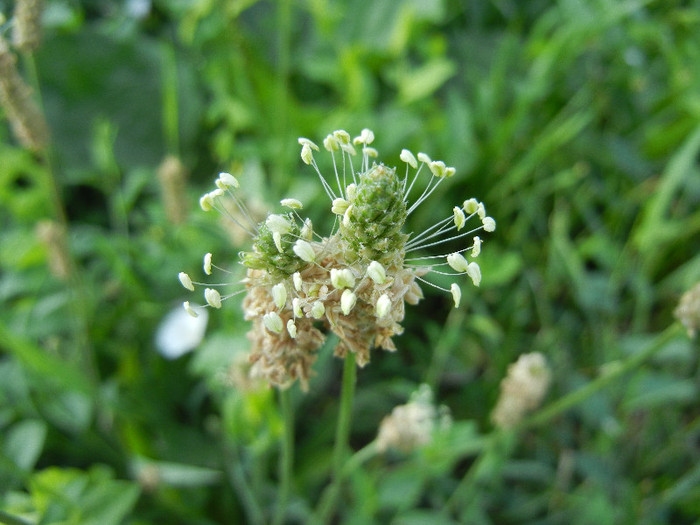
1,0,699,523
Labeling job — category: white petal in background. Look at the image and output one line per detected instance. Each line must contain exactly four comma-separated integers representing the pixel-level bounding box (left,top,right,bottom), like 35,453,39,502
155,304,209,359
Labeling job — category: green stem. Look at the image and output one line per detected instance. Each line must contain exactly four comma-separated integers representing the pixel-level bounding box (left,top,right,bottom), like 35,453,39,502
521,323,683,430
273,388,294,525
0,510,34,525
445,324,684,518
223,442,265,525
425,307,466,390
314,352,357,522
23,52,99,386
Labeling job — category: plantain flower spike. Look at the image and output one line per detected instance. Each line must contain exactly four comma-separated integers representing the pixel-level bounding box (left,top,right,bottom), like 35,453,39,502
178,129,495,390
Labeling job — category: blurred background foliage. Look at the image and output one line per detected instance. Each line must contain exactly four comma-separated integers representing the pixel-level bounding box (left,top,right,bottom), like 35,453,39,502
1,0,699,523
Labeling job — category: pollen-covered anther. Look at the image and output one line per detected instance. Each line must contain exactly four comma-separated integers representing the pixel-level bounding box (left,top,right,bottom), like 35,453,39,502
340,289,357,315
271,283,287,309
353,128,375,145
323,134,340,152
178,272,195,291
333,129,351,144
199,192,217,212
429,160,447,178
366,261,386,284
203,253,213,275
204,288,222,309
482,217,496,232
183,301,198,317
266,214,292,234
292,272,303,292
293,239,316,262
342,205,353,228
345,183,357,200
376,294,391,318
467,262,481,287
263,311,284,334
447,253,469,273
450,284,461,308
273,232,284,253
301,218,313,240
310,301,325,319
292,297,303,317
280,198,303,209
453,206,466,230
363,147,378,158
400,149,418,169
301,144,314,165
417,152,432,165
216,172,239,189
287,319,297,339
297,137,319,150
472,236,482,257
463,198,479,214
331,198,350,215
330,268,355,289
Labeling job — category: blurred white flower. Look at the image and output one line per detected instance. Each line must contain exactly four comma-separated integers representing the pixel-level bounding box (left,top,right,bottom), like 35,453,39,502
155,304,209,359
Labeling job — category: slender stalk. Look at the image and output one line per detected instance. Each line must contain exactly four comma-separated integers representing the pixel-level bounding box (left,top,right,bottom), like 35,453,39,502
273,387,294,525
223,442,265,525
0,510,34,525
314,352,357,522
445,323,684,518
425,307,466,391
23,52,99,385
521,323,683,430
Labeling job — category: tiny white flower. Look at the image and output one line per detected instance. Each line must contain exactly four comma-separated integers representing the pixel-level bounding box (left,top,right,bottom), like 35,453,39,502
447,253,469,273
216,172,239,189
280,198,303,209
341,289,357,315
292,272,303,292
287,319,297,338
293,239,316,262
178,272,195,291
273,231,284,253
271,283,287,309
376,294,391,318
472,236,481,257
311,301,325,319
450,283,461,308
467,262,481,287
482,217,496,232
330,268,355,289
203,253,213,275
453,206,466,230
331,198,350,215
183,301,198,318
266,214,291,234
417,152,432,165
366,261,386,284
292,297,303,317
400,149,418,169
204,288,222,309
263,311,284,334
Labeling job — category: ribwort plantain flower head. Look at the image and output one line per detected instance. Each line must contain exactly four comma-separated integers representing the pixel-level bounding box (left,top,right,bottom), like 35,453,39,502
179,129,495,390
